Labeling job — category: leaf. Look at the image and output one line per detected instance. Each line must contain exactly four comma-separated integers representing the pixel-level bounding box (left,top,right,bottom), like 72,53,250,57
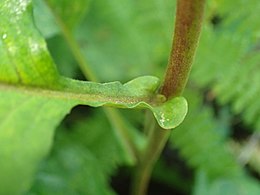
2,73,187,126
0,1,70,194
0,91,74,195
45,0,90,29
149,97,188,130
33,0,60,38
48,0,175,81
192,0,260,130
0,0,59,87
29,111,123,195
0,0,187,194
0,0,187,129
193,170,260,195
0,0,187,122
170,90,260,194
170,90,243,180
46,35,79,78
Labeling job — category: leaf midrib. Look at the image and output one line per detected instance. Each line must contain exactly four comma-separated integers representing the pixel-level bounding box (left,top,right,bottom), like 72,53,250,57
0,82,151,107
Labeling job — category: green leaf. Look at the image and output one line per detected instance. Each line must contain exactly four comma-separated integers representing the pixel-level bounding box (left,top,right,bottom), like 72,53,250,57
0,0,187,122
29,111,122,195
45,0,90,29
192,0,260,130
0,91,74,195
0,0,187,129
46,35,79,78
193,170,260,195
170,90,243,179
0,0,59,87
45,0,175,81
0,0,187,194
151,97,188,130
33,0,59,38
2,74,188,126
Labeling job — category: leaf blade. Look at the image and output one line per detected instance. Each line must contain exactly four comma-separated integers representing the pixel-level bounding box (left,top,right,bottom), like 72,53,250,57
0,1,188,194
0,91,74,194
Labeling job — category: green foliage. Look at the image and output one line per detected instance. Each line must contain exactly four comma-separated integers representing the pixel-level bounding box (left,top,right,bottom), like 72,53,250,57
193,170,260,195
29,110,124,195
33,0,59,38
0,91,74,195
170,90,260,194
170,90,243,180
0,0,187,123
74,0,175,81
1,0,260,194
46,35,78,78
192,0,260,130
0,0,186,194
45,0,90,29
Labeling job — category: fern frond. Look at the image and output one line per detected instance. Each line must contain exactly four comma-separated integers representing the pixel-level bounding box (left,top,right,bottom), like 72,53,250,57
169,89,260,193
169,90,243,180
192,0,260,130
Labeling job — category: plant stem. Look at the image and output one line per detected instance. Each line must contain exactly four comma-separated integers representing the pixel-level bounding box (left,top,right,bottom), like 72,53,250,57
161,0,206,98
131,124,171,195
131,0,205,194
103,107,140,164
45,1,139,163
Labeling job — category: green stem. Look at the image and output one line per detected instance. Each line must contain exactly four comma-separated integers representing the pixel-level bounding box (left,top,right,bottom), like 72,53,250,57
44,1,98,82
103,108,140,164
45,1,139,162
131,124,170,195
131,0,205,194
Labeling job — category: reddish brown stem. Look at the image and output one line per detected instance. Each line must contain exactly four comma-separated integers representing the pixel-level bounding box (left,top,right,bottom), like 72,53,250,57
161,0,205,98
131,1,205,195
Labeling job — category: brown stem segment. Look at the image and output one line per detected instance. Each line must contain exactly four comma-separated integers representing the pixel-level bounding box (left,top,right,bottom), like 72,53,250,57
131,1,205,195
161,0,205,98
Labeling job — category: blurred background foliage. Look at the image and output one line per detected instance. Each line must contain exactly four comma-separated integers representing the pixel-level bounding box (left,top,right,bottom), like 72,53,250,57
29,0,260,194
